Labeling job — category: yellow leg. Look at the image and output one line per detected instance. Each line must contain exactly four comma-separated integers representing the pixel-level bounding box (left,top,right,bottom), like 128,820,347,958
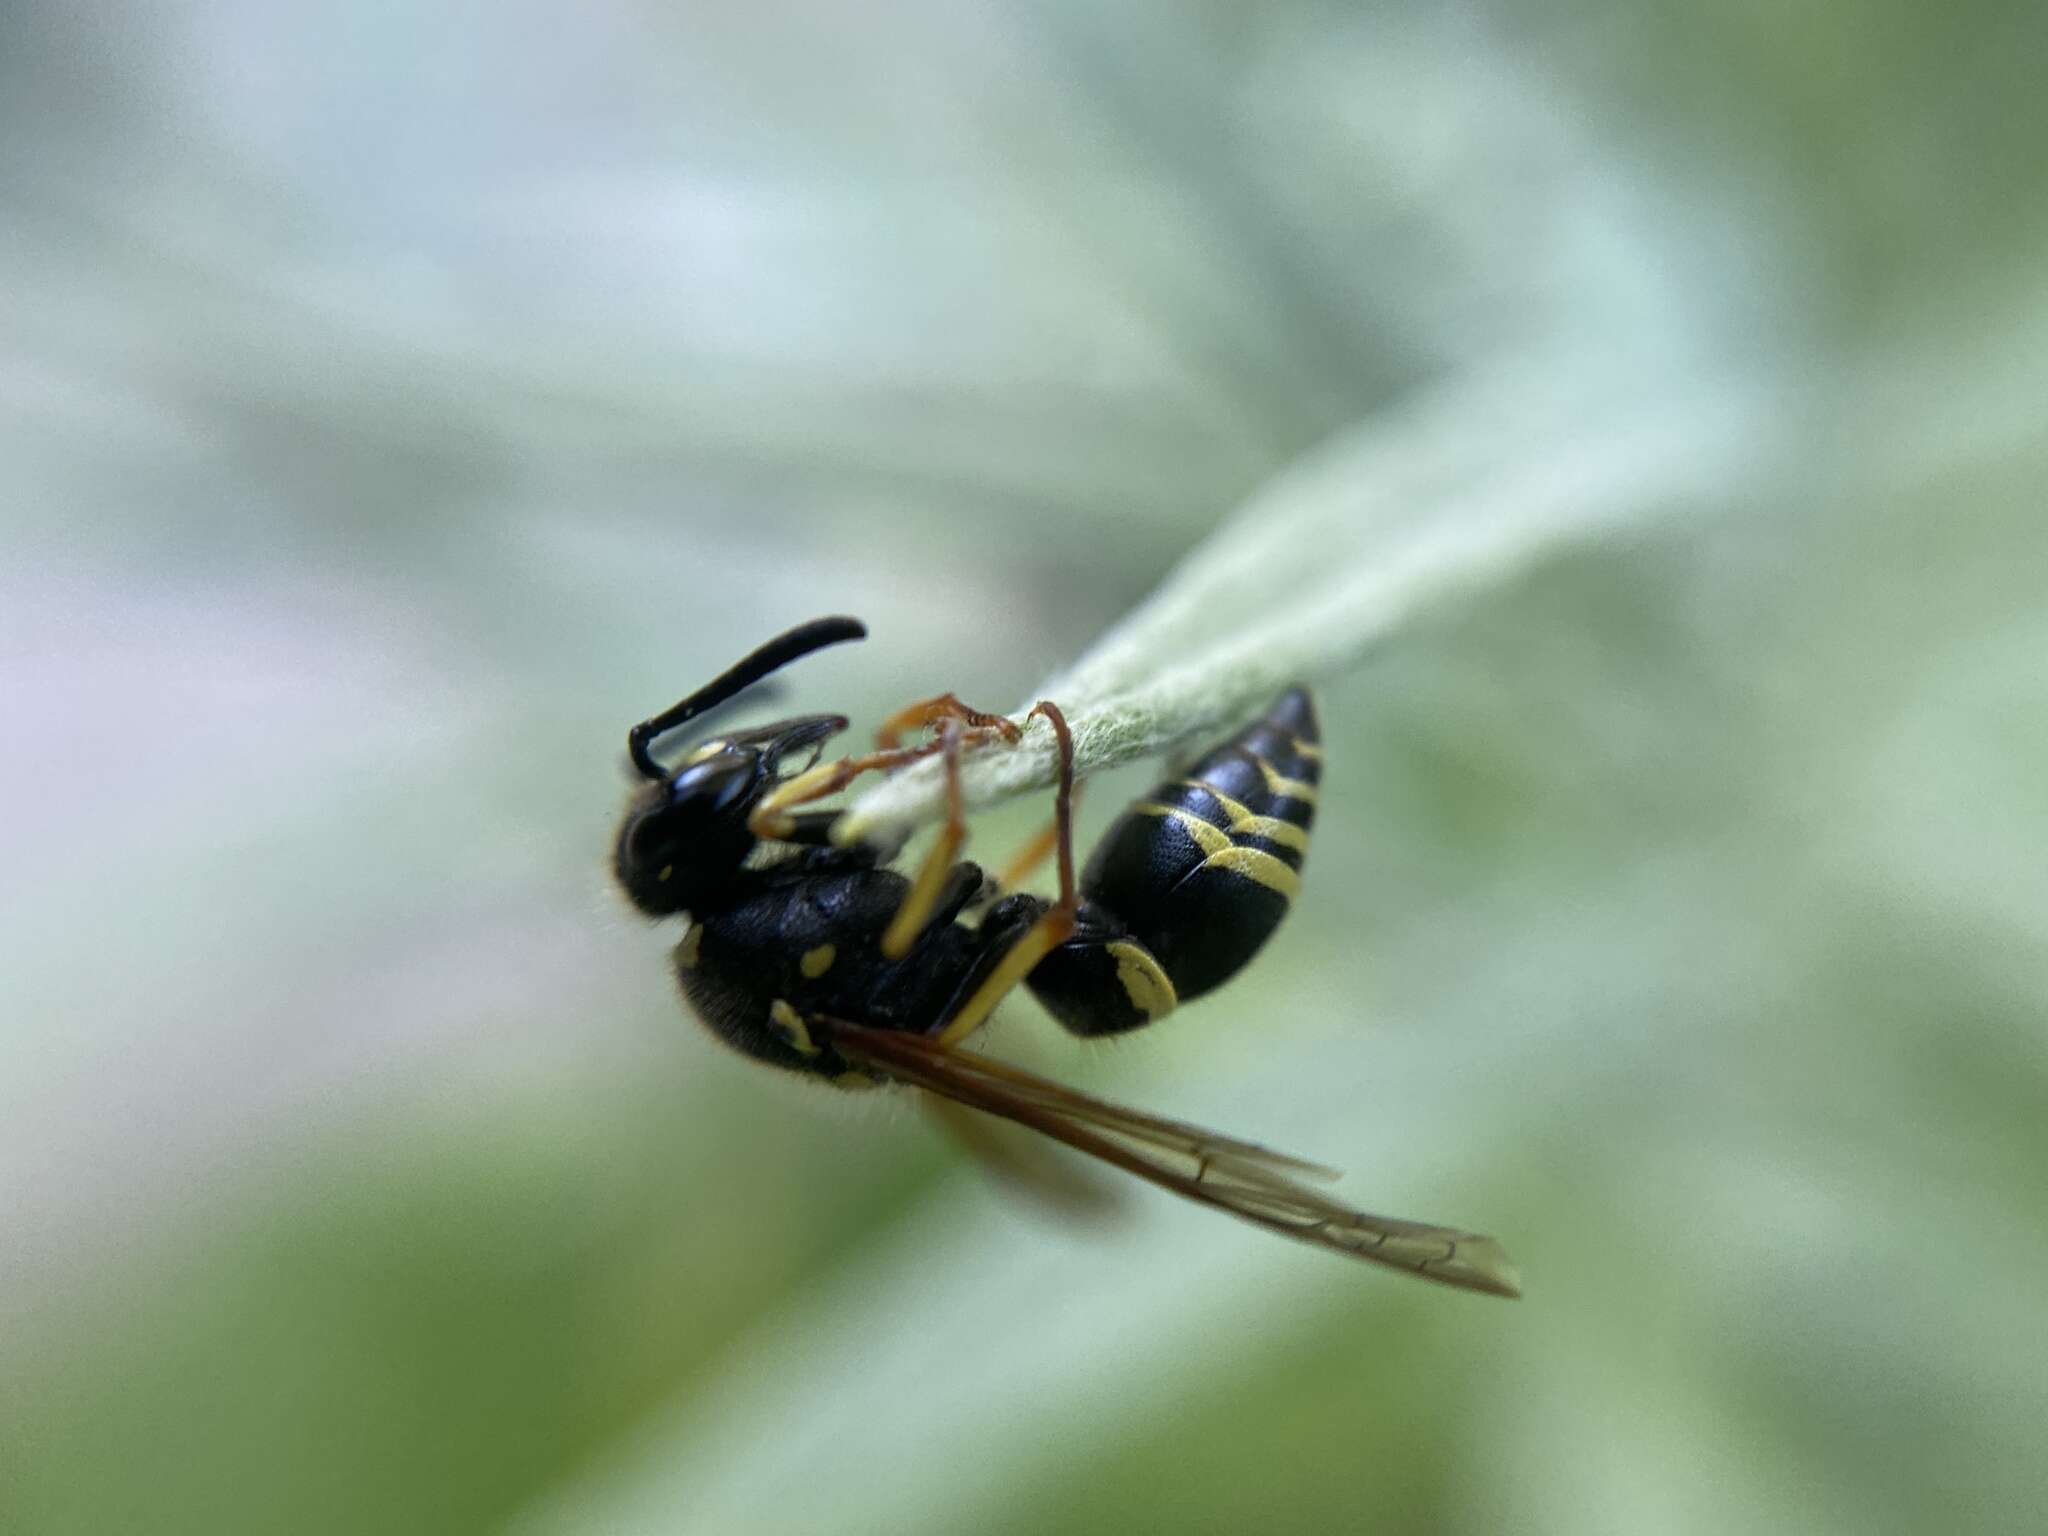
753,694,1020,841
870,694,1023,954
881,719,969,959
934,905,1078,1047
748,740,943,839
935,700,1078,1047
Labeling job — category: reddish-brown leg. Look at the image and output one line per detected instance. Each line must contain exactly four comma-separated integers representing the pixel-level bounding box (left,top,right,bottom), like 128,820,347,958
935,701,1079,1047
875,693,1021,751
748,739,947,840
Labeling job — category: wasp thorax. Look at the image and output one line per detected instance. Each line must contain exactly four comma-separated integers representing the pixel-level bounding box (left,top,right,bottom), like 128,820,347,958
614,750,762,916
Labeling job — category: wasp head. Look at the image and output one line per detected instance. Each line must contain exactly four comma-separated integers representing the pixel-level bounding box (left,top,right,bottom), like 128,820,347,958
613,616,866,918
614,744,765,915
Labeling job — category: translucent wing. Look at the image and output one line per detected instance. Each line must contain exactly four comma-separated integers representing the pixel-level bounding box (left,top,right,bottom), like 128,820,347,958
822,1019,1520,1299
920,1094,1131,1225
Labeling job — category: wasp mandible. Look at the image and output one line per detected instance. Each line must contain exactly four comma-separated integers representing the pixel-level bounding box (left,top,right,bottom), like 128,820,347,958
614,616,1517,1296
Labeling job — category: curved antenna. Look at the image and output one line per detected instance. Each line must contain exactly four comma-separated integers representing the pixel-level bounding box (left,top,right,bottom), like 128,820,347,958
627,616,867,779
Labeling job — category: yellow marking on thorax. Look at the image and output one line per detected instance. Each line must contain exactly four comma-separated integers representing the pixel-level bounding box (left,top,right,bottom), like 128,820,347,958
769,999,822,1057
1200,845,1302,900
1291,736,1323,763
800,943,837,979
657,863,676,883
684,739,729,764
675,923,702,969
1106,940,1177,1022
1196,786,1311,853
1254,755,1319,805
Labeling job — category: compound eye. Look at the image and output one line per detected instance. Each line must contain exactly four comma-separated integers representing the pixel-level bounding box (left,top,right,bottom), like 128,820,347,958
667,753,757,816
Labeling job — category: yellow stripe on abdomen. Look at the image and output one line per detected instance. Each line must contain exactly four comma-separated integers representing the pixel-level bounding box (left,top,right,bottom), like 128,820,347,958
1133,801,1232,857
1197,845,1300,900
1253,754,1319,805
1195,786,1311,854
1132,801,1303,900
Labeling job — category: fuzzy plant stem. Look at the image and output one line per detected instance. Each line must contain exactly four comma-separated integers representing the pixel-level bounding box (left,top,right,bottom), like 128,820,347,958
838,364,1759,847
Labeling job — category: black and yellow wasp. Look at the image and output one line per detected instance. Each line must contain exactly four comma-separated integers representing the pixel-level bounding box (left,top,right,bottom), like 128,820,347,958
614,617,1517,1296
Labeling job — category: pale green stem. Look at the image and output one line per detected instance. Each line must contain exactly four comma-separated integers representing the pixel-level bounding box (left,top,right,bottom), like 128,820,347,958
839,363,1761,846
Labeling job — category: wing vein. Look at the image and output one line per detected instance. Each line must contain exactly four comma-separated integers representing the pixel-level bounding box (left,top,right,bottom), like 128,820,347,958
821,1019,1519,1299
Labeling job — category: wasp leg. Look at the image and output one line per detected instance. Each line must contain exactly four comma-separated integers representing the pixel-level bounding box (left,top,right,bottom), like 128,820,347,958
992,781,1086,895
750,696,1017,843
875,698,1026,956
748,740,946,839
770,809,857,847
874,693,1021,751
935,701,1079,1047
880,717,971,959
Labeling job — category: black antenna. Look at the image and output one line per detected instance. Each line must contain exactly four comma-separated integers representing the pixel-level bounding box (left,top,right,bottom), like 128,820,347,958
627,616,867,779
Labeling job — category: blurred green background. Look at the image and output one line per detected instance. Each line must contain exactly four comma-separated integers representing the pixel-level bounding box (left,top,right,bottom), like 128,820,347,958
5,3,2045,1533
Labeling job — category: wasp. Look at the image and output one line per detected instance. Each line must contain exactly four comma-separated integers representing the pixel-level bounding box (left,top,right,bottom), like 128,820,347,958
615,616,1517,1297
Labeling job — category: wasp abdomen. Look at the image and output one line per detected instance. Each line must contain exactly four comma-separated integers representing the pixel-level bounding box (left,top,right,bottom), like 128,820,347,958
1033,688,1319,1028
